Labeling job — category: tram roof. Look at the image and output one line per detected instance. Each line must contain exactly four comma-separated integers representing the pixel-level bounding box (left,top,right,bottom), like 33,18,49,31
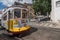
2,6,28,15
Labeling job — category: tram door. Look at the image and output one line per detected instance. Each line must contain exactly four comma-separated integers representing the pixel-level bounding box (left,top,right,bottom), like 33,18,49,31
22,9,29,25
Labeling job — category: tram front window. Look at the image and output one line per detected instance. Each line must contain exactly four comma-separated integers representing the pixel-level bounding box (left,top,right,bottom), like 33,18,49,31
14,9,21,18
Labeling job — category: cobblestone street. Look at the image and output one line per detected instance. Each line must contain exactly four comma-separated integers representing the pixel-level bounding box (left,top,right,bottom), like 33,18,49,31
29,21,60,28
0,21,60,40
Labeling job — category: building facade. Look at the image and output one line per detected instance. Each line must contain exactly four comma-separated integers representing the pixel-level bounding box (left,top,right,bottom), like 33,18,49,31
51,0,60,23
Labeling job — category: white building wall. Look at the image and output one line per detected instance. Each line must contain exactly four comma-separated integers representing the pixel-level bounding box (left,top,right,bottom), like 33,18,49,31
51,0,60,23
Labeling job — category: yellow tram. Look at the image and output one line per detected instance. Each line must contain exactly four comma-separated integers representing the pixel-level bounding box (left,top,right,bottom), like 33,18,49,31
1,7,30,35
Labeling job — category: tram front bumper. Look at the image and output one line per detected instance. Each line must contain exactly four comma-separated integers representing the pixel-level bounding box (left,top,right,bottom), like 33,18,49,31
8,26,30,35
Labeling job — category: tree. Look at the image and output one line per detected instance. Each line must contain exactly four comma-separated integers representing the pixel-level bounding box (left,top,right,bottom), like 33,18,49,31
32,0,51,15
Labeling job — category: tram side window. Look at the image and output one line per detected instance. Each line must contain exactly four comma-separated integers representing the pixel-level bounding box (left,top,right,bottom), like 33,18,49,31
3,14,7,20
8,11,13,19
22,13,27,18
29,13,33,18
14,9,21,18
22,10,28,18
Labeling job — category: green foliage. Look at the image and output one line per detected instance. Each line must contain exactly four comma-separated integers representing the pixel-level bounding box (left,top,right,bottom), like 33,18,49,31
32,0,51,15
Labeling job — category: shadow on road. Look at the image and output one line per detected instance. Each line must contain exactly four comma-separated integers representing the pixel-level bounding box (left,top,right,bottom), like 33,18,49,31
19,27,38,38
0,27,38,40
0,33,16,40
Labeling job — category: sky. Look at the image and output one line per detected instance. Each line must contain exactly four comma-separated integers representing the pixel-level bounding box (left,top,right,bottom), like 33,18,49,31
0,0,16,10
0,2,7,10
0,0,32,10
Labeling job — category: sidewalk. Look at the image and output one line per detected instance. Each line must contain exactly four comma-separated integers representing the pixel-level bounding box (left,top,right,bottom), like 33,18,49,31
29,21,60,29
